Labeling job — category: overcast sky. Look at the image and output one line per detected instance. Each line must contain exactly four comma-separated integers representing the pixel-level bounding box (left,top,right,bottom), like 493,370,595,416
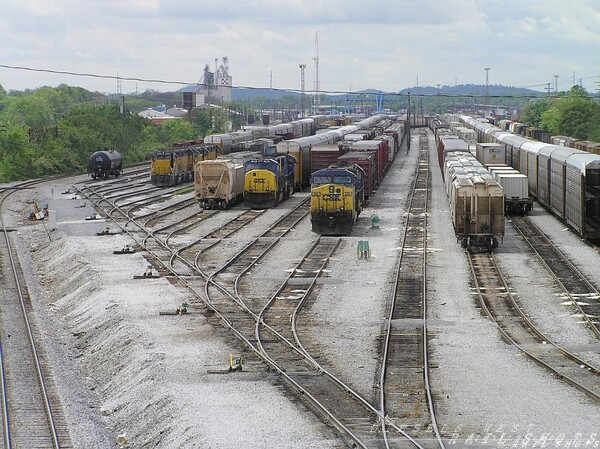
1,0,599,95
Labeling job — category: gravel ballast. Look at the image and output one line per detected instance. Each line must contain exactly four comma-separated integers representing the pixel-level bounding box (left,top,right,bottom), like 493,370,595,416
1,130,599,448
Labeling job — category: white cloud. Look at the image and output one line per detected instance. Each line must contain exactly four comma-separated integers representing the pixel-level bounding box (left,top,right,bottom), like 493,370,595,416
0,0,599,93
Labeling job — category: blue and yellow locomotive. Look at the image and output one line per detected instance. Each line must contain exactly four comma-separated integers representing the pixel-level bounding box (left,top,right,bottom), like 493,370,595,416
151,141,219,187
243,154,296,209
310,162,365,235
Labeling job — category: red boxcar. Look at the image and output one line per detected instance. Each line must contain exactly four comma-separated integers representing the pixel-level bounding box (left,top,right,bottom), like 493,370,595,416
310,145,343,174
347,140,389,184
338,152,376,198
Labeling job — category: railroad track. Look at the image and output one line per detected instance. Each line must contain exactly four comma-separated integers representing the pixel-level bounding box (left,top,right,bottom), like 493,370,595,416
509,215,600,339
253,237,398,448
0,180,73,448
103,191,405,448
72,160,441,447
380,130,445,448
468,251,600,402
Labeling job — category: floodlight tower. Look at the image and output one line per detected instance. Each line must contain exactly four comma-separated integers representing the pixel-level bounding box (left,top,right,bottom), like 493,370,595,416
299,64,306,118
484,67,490,116
313,31,320,112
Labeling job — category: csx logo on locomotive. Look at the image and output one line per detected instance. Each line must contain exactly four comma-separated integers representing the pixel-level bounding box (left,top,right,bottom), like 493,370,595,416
322,193,341,201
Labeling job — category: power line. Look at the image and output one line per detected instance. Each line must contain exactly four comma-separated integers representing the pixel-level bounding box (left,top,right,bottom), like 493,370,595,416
0,63,595,100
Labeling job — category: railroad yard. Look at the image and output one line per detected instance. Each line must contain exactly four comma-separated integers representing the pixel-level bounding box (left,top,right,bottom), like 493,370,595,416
1,126,600,449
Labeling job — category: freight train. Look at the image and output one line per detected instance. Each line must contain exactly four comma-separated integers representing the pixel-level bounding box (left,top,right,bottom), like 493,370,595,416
308,117,407,235
492,119,600,155
431,119,505,252
276,115,392,190
152,115,343,188
432,116,533,216
455,115,600,241
151,141,219,187
88,149,123,179
194,151,262,209
243,154,296,209
203,114,344,153
310,162,365,235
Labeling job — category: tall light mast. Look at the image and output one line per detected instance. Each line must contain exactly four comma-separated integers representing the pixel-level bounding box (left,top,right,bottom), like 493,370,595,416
299,64,306,118
484,67,490,116
313,30,320,112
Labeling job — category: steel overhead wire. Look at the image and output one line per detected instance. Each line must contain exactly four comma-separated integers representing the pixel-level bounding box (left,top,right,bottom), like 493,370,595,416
1,63,596,99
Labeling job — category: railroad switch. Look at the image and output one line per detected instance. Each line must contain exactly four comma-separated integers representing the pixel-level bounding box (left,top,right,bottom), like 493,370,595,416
177,302,189,315
158,302,190,316
113,244,135,254
96,227,116,235
133,265,160,279
229,353,244,372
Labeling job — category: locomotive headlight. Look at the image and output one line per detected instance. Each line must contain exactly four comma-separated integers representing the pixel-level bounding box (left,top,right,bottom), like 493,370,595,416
340,206,345,211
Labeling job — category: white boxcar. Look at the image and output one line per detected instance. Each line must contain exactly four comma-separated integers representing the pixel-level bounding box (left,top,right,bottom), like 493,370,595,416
476,143,506,167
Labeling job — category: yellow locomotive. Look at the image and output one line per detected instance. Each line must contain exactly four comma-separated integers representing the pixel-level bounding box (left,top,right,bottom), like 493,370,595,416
243,154,296,209
151,141,219,187
310,162,365,235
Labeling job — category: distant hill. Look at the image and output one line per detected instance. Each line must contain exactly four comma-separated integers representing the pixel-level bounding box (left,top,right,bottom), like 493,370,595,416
176,84,543,101
399,84,543,97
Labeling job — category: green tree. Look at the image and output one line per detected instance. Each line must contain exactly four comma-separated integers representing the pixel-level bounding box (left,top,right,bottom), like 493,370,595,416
0,124,37,181
523,86,600,140
162,118,197,142
521,99,550,127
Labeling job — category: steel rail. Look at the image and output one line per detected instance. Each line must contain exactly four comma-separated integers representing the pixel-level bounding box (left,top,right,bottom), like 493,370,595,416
0,179,63,448
509,215,600,340
468,252,600,403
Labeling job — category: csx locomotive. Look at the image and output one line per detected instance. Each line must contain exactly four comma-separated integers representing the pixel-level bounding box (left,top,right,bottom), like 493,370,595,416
151,141,219,187
243,154,296,209
310,162,365,235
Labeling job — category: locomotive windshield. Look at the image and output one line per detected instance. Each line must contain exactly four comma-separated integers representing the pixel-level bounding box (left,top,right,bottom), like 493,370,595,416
333,175,352,184
245,160,278,172
152,151,171,160
312,174,353,185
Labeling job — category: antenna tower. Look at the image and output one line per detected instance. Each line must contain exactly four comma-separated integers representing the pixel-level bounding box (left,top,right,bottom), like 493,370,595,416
299,64,306,118
313,31,320,111
484,67,490,116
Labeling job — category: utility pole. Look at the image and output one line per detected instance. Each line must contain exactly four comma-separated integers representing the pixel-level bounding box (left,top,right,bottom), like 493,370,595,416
484,67,490,117
406,91,411,154
313,30,320,113
299,64,306,118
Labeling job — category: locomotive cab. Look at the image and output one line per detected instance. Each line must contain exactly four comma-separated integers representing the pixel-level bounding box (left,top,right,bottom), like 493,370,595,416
310,164,365,235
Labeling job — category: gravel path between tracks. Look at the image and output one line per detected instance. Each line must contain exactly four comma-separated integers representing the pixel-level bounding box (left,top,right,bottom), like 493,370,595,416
1,129,599,448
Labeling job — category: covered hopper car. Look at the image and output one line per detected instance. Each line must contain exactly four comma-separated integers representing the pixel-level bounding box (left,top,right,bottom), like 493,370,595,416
433,126,505,252
458,115,600,241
